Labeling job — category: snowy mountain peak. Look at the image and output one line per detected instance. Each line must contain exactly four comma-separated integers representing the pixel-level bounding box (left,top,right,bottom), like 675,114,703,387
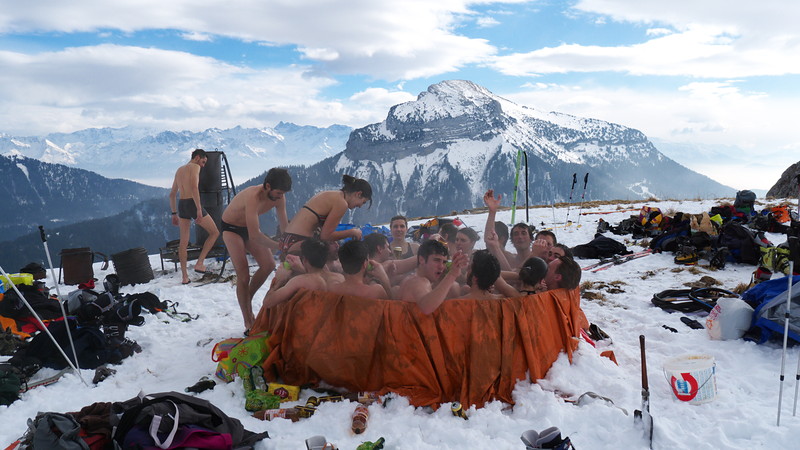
390,79,505,124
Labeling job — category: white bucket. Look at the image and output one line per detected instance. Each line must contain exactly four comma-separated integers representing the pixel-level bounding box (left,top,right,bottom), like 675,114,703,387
663,354,717,404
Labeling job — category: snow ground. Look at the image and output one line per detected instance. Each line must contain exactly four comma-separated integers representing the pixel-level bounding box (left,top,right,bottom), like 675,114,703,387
2,198,800,449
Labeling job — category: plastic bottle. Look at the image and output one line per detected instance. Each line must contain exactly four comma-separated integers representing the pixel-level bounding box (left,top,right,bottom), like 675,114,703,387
351,404,370,434
252,407,301,422
451,402,468,420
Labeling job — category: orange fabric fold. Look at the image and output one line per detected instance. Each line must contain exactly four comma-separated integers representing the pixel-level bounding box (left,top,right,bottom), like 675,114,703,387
251,287,586,408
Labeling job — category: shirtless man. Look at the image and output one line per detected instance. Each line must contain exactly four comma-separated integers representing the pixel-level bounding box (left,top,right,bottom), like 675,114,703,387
459,250,505,300
483,189,532,270
543,255,582,291
398,239,469,314
169,149,220,284
220,167,291,330
329,240,392,299
363,233,417,284
263,238,328,309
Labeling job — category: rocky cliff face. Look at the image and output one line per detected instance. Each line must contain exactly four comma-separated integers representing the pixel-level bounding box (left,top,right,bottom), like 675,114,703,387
767,161,800,198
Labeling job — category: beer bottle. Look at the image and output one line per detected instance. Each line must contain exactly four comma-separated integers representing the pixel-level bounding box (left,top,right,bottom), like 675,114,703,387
351,404,369,434
451,402,468,420
252,407,301,422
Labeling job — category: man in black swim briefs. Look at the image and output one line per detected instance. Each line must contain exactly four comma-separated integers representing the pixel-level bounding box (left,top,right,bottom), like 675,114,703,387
169,149,220,284
220,168,292,331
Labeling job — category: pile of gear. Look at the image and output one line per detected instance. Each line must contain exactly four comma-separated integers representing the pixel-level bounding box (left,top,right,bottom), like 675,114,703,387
595,190,800,281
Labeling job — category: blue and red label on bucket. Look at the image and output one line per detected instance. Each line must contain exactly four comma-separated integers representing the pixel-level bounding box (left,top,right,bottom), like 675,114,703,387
663,354,717,404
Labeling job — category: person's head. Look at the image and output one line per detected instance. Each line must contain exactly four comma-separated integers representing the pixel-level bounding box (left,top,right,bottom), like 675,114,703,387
417,239,450,282
510,223,533,251
190,148,208,165
468,250,501,291
364,233,390,262
263,168,292,200
439,223,459,246
519,257,548,289
544,255,581,290
547,243,572,263
300,238,328,269
341,175,373,209
338,240,369,275
455,227,479,254
535,230,557,247
494,221,509,247
390,215,409,240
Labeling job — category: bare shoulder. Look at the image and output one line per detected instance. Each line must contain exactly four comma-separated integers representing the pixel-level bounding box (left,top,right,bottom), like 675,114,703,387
399,275,429,301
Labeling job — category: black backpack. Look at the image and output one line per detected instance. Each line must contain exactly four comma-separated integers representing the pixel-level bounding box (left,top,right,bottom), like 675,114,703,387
717,222,766,265
0,282,61,320
572,234,630,259
111,391,269,449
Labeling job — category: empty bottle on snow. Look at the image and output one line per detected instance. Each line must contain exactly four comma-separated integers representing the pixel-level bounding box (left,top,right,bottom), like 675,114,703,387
351,404,370,434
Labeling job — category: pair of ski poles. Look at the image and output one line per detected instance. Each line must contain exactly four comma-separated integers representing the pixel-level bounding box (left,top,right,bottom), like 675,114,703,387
564,173,589,225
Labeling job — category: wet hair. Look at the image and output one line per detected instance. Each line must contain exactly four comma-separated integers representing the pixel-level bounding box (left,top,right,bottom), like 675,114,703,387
418,239,449,263
439,223,458,244
191,148,208,159
535,229,558,246
494,221,509,246
457,227,479,243
390,215,408,227
342,175,373,207
264,167,292,191
555,243,573,260
555,255,581,290
470,250,501,290
363,233,389,258
511,222,533,239
338,240,369,275
519,257,548,288
300,238,328,269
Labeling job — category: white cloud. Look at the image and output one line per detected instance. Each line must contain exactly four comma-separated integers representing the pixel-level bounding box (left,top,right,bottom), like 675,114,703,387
0,44,389,134
646,28,672,37
180,31,214,42
476,16,500,28
0,0,515,81
491,24,800,77
503,82,799,189
491,1,800,78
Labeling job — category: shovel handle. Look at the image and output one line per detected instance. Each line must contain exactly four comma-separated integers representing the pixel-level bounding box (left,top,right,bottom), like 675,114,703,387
639,335,649,391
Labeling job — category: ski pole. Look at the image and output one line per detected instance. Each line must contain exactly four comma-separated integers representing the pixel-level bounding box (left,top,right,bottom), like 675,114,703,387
523,151,529,223
778,262,794,426
0,264,86,384
577,173,589,225
564,173,577,224
39,226,82,377
511,148,523,225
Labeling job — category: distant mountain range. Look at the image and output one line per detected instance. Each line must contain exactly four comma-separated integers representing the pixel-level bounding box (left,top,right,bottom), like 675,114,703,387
0,122,352,187
0,154,165,240
0,80,738,272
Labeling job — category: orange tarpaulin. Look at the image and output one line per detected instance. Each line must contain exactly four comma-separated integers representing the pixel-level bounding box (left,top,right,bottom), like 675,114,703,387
251,287,587,408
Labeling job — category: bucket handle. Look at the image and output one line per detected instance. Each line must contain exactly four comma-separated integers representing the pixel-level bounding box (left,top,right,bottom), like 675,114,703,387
662,365,715,399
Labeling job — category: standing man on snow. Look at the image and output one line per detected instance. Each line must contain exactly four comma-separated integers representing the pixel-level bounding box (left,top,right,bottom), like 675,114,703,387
221,168,291,332
169,149,220,285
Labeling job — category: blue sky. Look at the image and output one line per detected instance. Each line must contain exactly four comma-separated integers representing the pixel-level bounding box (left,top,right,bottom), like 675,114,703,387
0,0,798,190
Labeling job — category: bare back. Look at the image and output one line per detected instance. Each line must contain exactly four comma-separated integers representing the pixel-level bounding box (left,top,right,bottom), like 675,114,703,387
172,163,200,199
285,190,347,237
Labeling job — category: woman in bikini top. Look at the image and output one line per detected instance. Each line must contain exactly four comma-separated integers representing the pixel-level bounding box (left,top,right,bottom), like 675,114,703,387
389,215,419,259
281,175,374,255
